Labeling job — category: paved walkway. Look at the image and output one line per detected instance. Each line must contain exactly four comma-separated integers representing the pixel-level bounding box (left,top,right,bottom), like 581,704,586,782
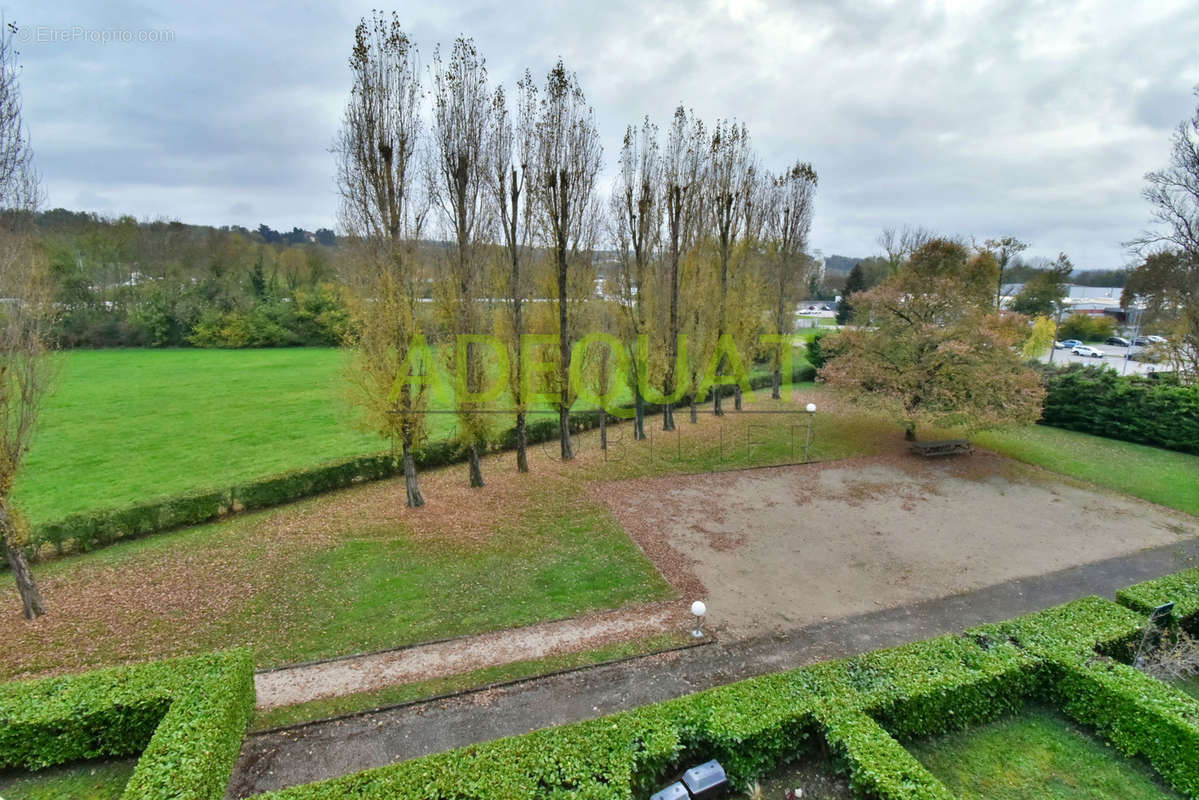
255,603,685,710
228,538,1199,798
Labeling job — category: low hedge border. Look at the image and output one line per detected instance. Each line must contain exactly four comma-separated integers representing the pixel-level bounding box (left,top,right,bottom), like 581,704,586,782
0,649,254,800
2,579,1192,799
25,366,816,561
1047,653,1199,797
250,593,1192,800
1116,567,1199,633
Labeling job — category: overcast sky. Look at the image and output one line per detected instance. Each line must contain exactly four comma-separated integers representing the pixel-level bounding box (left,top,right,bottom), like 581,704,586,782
7,0,1198,268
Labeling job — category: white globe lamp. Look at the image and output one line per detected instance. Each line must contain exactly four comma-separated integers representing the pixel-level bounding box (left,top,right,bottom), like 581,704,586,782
690,600,707,638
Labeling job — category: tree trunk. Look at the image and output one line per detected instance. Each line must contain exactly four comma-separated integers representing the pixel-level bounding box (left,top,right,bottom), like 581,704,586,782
714,386,724,416
515,411,529,473
1,507,45,620
467,444,484,488
599,410,607,450
401,440,424,508
733,384,742,411
633,388,646,440
690,393,698,423
663,402,675,432
559,406,574,460
771,369,781,400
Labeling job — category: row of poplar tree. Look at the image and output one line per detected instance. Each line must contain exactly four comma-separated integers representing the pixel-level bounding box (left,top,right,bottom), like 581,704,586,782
334,12,820,506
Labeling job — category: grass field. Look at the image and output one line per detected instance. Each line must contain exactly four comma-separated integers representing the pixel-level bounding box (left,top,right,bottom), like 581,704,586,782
14,347,808,524
0,757,136,800
907,706,1183,799
0,383,882,681
976,424,1199,516
14,349,386,521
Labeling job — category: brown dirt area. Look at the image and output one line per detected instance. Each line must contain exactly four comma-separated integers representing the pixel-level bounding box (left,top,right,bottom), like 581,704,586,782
254,601,686,710
592,453,1199,638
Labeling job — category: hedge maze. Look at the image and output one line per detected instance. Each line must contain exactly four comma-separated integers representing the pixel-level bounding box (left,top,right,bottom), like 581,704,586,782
4,571,1198,799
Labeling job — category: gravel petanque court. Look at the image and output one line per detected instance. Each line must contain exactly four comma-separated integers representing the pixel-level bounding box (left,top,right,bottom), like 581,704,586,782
592,453,1199,639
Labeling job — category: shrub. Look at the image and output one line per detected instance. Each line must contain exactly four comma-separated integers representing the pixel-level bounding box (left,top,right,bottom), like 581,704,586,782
1117,567,1199,634
1057,313,1117,342
806,330,831,369
0,650,254,800
1038,366,1199,454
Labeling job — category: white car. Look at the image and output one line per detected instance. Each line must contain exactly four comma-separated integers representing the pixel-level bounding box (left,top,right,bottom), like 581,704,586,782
1146,335,1167,344
1072,345,1104,358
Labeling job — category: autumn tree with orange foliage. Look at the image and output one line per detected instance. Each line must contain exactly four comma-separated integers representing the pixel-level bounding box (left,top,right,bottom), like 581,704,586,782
820,238,1044,441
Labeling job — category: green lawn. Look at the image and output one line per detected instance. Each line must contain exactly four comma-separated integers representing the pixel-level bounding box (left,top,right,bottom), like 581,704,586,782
241,487,675,667
0,382,859,681
14,349,387,522
907,706,1183,799
0,757,136,800
976,424,1199,516
14,348,809,525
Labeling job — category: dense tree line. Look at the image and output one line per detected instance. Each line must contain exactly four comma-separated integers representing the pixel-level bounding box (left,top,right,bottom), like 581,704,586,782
30,209,348,348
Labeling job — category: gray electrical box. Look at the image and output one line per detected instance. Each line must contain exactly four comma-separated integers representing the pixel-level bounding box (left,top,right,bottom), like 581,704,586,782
648,782,690,800
682,759,728,799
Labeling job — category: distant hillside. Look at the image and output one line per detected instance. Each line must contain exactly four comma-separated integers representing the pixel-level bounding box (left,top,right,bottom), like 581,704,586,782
823,254,864,275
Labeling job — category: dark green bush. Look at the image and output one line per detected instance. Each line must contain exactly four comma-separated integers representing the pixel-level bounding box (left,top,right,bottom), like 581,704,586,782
1057,313,1117,342
0,650,254,800
1039,365,1199,454
806,330,832,369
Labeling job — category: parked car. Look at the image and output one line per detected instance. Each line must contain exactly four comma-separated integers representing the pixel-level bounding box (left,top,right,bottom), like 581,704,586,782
1105,336,1131,347
1072,345,1105,358
1146,334,1167,344
1059,339,1083,349
1132,336,1151,346
1053,340,1066,349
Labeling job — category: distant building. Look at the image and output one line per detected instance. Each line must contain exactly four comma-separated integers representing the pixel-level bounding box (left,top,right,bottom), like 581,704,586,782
999,284,1134,320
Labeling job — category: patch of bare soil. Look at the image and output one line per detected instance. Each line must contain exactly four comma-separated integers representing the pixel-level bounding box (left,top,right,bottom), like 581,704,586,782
592,456,1199,639
255,601,686,709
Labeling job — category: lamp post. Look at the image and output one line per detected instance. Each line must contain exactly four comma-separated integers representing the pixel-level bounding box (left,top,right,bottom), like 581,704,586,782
690,600,707,638
804,403,816,462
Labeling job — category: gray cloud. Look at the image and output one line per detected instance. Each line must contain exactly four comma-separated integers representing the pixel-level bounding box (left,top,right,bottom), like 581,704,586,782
7,0,1198,268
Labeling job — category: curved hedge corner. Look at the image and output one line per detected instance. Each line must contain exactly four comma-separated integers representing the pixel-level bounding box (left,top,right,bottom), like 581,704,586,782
0,649,254,800
25,364,817,561
250,592,1199,800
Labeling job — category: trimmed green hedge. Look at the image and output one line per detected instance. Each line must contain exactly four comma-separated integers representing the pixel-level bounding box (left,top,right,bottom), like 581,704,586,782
4,574,1197,799
26,364,817,561
1039,366,1199,455
1116,567,1199,633
1048,653,1199,797
251,594,1196,800
0,649,254,800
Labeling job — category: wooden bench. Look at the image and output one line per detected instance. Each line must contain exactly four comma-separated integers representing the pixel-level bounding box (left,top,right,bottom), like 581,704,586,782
909,439,973,457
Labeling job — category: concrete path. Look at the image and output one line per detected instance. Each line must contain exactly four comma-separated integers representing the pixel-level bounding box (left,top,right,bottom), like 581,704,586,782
255,602,685,710
228,538,1199,798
